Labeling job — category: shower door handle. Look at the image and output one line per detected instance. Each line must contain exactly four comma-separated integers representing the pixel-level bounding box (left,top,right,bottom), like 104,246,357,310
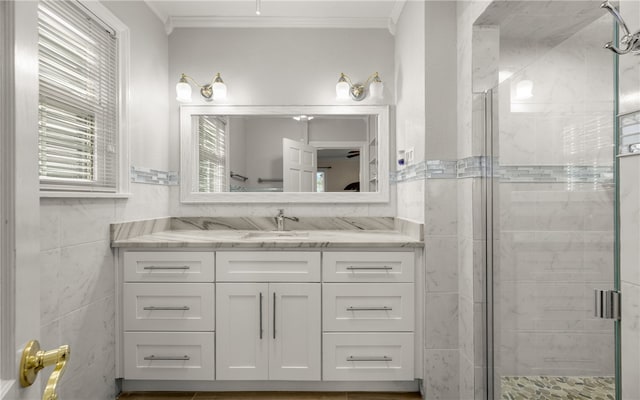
594,289,621,320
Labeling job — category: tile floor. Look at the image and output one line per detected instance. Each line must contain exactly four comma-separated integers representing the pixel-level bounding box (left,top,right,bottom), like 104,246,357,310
117,392,422,400
501,376,615,400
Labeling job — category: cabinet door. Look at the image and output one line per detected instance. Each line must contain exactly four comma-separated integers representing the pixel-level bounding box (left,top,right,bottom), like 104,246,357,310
268,283,321,380
216,283,269,380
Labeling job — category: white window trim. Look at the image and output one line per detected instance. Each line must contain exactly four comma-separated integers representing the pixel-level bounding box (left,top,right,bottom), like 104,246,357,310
39,0,131,198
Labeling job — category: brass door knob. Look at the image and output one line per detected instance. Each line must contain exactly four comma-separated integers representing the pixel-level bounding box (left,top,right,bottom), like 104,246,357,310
20,340,70,400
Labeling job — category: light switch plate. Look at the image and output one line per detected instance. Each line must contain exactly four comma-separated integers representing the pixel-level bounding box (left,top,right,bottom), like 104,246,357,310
405,148,414,165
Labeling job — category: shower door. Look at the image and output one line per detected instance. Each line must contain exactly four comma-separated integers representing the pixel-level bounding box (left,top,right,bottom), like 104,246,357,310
484,13,618,400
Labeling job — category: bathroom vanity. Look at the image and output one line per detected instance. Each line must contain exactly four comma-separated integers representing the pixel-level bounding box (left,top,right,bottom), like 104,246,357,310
111,217,423,392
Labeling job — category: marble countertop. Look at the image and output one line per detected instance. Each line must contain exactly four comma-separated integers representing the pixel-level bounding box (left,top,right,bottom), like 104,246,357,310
110,217,424,249
111,229,423,249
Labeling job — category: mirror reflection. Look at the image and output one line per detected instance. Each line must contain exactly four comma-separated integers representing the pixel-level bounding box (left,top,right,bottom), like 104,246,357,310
196,114,378,193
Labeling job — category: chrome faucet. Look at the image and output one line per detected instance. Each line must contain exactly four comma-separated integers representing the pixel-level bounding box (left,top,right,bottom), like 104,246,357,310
275,209,298,231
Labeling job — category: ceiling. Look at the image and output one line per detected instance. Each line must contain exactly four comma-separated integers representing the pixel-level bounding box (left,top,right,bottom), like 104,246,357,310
475,0,606,46
144,0,405,34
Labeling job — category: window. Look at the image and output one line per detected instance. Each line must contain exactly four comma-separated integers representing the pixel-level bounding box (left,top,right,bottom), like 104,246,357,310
38,0,119,192
316,171,325,192
198,116,229,192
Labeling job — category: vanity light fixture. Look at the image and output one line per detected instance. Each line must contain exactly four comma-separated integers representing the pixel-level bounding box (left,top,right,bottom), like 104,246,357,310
176,73,227,103
293,115,314,121
336,72,383,101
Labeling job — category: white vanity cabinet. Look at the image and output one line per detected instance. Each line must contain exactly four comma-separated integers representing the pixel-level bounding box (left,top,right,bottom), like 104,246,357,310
117,246,420,390
322,251,415,381
121,251,216,380
215,252,321,381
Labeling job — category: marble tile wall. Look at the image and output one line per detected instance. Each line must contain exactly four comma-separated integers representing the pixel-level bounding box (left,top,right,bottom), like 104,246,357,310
423,2,460,399
458,7,497,399
39,184,171,399
620,154,640,399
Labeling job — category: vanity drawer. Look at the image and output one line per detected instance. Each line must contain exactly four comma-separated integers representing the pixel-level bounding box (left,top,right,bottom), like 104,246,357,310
123,332,215,380
216,251,321,282
322,252,414,283
123,283,215,331
323,283,414,332
322,332,414,381
124,251,215,282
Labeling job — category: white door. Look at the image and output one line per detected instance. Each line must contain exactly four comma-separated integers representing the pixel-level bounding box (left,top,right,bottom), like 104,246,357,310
216,283,269,380
268,283,321,380
2,2,44,399
282,138,317,192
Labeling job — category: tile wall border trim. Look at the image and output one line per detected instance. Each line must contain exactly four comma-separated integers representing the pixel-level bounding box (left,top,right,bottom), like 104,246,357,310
131,166,179,186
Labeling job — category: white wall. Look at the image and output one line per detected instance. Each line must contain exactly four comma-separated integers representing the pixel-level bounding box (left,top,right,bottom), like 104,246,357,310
39,2,170,399
309,117,367,142
243,117,304,189
168,27,396,217
395,1,425,223
319,156,361,192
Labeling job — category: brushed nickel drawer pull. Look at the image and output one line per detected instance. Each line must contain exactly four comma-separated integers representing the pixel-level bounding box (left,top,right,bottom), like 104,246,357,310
347,356,392,362
346,306,392,311
143,266,190,270
144,355,190,361
259,292,263,339
346,266,393,270
143,306,190,311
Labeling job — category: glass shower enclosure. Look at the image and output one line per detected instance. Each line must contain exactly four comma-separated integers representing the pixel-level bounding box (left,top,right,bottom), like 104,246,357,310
480,10,619,400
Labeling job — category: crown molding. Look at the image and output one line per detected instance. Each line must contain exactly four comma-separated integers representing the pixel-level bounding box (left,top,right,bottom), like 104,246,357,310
166,16,391,34
387,0,406,35
143,0,171,33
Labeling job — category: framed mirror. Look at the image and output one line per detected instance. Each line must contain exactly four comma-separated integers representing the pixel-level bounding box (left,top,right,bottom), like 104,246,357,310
179,105,389,203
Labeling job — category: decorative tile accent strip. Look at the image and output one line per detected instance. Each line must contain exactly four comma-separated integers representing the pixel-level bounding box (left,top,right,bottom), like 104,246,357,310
501,376,614,400
426,160,458,179
457,156,487,178
498,164,614,184
392,160,458,183
392,161,427,183
131,166,179,185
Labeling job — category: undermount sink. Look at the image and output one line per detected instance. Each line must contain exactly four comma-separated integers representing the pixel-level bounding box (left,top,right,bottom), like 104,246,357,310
242,231,309,239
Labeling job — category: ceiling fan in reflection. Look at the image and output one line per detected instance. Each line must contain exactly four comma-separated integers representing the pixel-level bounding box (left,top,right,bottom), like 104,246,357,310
346,150,360,158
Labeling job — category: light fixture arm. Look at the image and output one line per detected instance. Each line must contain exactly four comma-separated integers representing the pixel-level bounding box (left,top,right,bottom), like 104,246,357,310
336,72,383,101
363,72,382,86
178,72,226,102
179,73,202,88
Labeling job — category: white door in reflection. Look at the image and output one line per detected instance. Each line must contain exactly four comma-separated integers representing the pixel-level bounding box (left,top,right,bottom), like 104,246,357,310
282,138,317,192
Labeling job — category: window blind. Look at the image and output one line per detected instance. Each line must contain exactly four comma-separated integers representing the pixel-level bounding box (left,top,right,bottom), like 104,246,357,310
38,0,118,192
198,116,228,192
